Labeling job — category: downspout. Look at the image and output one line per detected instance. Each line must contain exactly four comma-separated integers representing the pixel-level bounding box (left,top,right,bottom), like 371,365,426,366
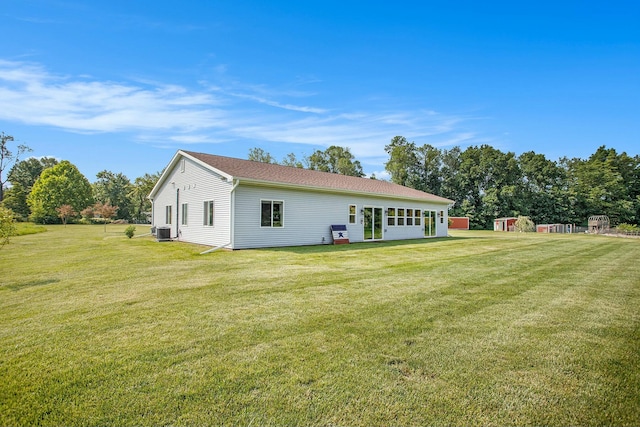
230,178,240,249
175,188,180,239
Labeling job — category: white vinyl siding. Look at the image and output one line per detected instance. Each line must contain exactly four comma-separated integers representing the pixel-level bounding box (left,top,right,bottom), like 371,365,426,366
151,156,231,247
232,184,450,249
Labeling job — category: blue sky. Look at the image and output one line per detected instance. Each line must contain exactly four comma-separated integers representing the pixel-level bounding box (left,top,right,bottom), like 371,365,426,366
1,0,639,181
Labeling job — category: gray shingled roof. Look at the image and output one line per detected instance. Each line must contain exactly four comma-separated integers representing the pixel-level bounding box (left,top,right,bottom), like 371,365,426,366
183,150,453,204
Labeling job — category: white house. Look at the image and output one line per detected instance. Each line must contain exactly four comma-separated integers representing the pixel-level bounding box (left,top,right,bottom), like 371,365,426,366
149,150,454,250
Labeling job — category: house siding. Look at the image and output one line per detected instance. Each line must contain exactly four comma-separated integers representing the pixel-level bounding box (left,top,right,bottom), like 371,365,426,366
151,157,232,247
232,183,449,249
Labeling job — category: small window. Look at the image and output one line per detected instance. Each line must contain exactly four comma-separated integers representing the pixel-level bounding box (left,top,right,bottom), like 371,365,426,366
203,200,214,226
415,209,421,226
407,209,413,226
387,207,396,226
397,208,405,226
181,203,188,225
348,205,357,224
440,210,445,224
165,205,172,225
261,200,283,227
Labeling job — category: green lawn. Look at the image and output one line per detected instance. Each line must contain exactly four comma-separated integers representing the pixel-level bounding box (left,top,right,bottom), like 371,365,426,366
1,225,639,426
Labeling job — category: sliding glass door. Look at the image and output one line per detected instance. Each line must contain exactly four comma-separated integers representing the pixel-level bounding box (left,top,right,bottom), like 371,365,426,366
363,207,383,240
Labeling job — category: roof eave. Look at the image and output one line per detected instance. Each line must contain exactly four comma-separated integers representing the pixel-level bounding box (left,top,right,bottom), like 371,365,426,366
148,150,233,199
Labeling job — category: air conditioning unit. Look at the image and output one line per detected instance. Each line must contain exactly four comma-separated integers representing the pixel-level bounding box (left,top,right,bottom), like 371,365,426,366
157,227,171,241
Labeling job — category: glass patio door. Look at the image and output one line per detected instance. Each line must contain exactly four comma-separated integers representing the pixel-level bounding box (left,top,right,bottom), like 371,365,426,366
424,210,437,237
364,207,383,240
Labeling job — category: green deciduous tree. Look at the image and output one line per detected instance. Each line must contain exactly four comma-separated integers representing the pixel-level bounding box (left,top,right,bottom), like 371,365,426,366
93,170,133,221
0,132,32,203
306,146,364,177
27,161,93,224
0,206,17,248
384,136,419,187
4,157,58,219
130,172,160,223
567,146,638,225
514,215,535,232
248,148,276,164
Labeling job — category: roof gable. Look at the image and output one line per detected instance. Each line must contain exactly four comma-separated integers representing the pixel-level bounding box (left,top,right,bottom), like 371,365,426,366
180,150,453,204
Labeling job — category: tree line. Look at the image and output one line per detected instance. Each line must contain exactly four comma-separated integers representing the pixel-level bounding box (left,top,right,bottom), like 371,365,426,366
252,138,640,229
0,134,159,224
385,136,639,229
1,132,638,229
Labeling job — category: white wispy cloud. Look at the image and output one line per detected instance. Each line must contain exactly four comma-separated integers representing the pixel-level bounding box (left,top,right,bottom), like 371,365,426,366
0,59,486,163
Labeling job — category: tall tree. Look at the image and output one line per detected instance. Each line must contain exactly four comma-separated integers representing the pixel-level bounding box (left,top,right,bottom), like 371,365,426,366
3,157,58,218
130,172,160,222
280,153,304,168
248,148,276,164
27,161,93,224
457,145,521,229
415,144,443,195
306,146,364,177
384,136,419,187
93,170,133,220
0,132,32,202
568,146,636,225
518,151,571,224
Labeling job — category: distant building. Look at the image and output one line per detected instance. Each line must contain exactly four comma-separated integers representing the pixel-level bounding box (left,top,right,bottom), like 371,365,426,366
449,217,470,230
494,217,517,232
536,224,575,234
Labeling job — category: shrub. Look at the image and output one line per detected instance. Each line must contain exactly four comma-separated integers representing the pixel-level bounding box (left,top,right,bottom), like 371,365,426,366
514,215,535,232
124,225,136,239
0,206,17,248
617,223,639,233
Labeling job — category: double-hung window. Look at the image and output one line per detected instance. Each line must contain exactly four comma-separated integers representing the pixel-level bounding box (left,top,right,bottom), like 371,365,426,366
165,205,172,224
203,200,214,226
407,209,414,226
261,200,283,227
387,208,396,226
181,203,188,225
348,205,357,224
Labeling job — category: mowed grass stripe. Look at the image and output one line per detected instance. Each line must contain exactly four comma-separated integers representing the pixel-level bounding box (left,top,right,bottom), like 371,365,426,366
1,226,639,426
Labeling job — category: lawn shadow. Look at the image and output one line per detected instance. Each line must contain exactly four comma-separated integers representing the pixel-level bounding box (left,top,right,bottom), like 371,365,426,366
264,235,476,255
5,278,60,291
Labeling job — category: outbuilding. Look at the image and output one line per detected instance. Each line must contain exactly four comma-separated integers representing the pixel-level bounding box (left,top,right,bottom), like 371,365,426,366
149,150,454,249
449,216,470,230
494,217,518,232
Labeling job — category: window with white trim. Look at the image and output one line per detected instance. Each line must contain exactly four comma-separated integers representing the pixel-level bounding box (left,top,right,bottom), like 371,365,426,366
261,200,283,227
203,200,214,226
181,203,188,225
397,208,405,226
407,209,414,226
348,204,357,224
387,207,396,226
165,205,172,224
415,209,422,226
